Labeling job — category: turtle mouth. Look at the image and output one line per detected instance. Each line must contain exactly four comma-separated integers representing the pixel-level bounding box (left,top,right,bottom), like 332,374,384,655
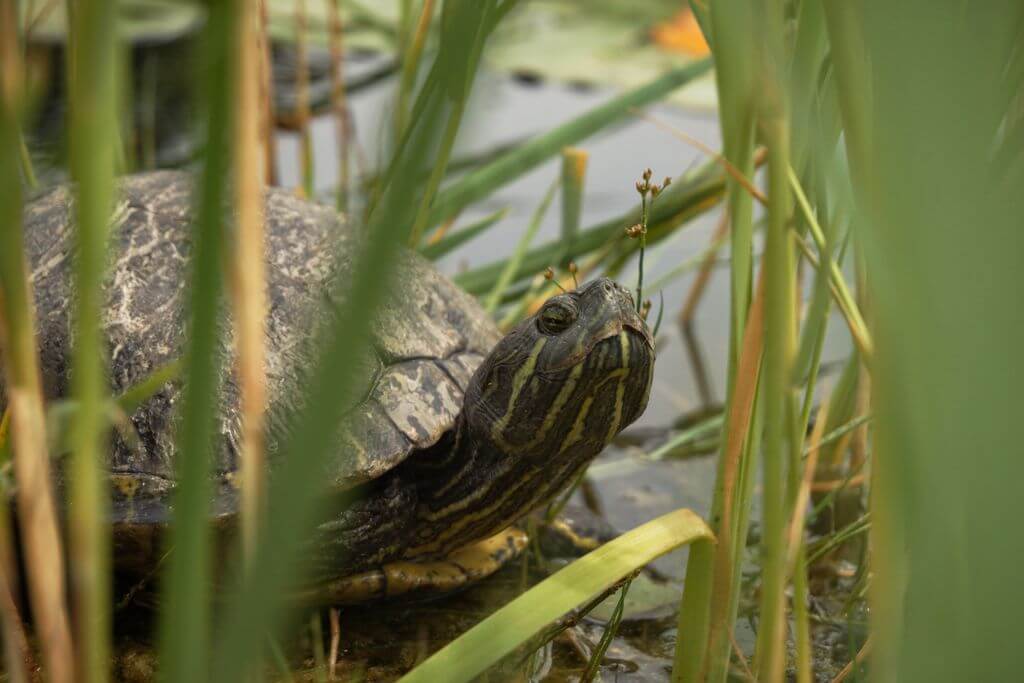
589,327,652,374
597,279,654,350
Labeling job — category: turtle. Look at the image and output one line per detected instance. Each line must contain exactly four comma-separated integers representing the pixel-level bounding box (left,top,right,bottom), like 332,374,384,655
10,170,655,604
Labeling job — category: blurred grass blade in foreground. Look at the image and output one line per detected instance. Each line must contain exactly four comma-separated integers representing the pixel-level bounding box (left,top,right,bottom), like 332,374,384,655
156,0,242,679
828,2,1024,680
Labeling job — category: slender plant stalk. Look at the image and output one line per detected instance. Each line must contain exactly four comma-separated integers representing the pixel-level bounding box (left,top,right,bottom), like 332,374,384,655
677,269,765,682
581,578,631,682
0,469,29,683
686,5,762,676
787,167,872,362
394,0,435,139
17,130,36,188
0,406,29,683
325,0,350,209
233,0,269,564
483,179,558,314
788,396,830,683
672,534,715,681
257,0,277,185
294,0,313,197
679,209,729,326
0,4,75,680
754,24,796,679
792,547,812,683
706,0,757,377
156,1,241,680
67,0,118,678
406,92,467,246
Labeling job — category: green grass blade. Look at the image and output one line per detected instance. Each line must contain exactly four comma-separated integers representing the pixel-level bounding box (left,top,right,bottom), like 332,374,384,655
647,414,724,461
66,1,119,678
752,6,796,675
156,1,241,680
399,508,713,683
427,58,712,227
581,577,631,682
671,537,715,682
114,360,182,417
788,166,872,362
417,207,508,261
483,178,557,314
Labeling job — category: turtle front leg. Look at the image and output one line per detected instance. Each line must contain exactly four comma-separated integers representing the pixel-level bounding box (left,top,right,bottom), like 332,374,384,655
300,527,527,605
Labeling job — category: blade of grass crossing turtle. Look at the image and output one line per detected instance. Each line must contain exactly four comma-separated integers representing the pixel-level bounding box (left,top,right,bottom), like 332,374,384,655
67,0,120,677
156,1,242,680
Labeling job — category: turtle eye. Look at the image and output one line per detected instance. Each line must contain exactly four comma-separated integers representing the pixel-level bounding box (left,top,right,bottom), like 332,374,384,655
537,300,577,335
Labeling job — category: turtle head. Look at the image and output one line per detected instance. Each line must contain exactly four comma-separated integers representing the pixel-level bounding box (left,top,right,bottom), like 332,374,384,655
408,277,655,555
464,277,655,467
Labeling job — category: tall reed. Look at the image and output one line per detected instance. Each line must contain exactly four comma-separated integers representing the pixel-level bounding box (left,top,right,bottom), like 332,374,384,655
0,3,74,680
232,0,269,564
67,0,119,679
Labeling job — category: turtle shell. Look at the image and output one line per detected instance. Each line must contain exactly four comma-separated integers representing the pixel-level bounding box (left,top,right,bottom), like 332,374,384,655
12,171,500,526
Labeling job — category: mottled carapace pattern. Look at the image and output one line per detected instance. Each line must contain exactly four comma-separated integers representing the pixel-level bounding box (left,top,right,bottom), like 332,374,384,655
7,171,499,531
